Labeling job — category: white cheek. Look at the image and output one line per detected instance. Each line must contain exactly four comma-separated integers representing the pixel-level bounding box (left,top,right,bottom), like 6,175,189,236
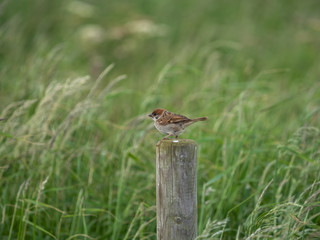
152,116,160,121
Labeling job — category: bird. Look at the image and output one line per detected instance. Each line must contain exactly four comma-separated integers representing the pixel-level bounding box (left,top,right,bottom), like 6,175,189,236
148,108,207,140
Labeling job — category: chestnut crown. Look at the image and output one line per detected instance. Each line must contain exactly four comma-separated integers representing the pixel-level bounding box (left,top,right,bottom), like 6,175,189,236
148,108,165,119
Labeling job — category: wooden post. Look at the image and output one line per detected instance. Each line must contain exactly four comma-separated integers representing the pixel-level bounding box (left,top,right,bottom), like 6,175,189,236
156,139,197,240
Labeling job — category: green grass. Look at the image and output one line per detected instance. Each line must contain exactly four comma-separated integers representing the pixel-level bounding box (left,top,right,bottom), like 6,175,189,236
1,0,320,239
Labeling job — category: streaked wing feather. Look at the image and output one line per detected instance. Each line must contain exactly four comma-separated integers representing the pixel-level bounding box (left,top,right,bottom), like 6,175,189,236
168,114,191,123
158,111,191,125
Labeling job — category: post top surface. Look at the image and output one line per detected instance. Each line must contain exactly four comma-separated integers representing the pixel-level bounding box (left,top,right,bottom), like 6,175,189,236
156,139,197,147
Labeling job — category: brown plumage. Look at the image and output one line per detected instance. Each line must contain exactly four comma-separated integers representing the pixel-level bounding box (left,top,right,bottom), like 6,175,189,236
148,108,207,140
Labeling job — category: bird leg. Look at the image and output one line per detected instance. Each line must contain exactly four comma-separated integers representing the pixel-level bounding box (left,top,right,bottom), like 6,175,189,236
161,134,173,140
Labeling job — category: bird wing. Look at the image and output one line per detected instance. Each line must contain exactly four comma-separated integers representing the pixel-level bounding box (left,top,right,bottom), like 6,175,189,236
158,111,191,125
168,114,191,123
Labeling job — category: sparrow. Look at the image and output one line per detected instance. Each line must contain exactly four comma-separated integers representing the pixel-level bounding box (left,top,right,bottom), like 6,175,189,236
148,108,207,140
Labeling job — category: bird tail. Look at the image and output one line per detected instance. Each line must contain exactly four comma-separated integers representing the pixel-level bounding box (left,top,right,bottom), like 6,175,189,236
184,117,207,127
183,117,207,127
192,117,208,122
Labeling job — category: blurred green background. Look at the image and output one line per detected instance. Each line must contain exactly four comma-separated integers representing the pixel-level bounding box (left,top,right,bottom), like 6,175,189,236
1,0,320,239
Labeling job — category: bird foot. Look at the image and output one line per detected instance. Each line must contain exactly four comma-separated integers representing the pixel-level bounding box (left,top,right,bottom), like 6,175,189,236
161,135,173,140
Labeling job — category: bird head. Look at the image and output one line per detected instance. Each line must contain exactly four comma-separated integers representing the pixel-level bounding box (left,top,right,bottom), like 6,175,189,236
148,108,165,121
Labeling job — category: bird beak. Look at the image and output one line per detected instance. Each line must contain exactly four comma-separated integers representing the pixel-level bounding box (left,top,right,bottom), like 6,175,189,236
148,114,152,117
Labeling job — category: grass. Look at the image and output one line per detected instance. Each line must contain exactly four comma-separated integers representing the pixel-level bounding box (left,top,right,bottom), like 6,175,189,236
1,0,320,239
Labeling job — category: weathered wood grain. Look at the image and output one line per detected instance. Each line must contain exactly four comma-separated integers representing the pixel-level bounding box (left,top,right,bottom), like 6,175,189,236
156,139,197,240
